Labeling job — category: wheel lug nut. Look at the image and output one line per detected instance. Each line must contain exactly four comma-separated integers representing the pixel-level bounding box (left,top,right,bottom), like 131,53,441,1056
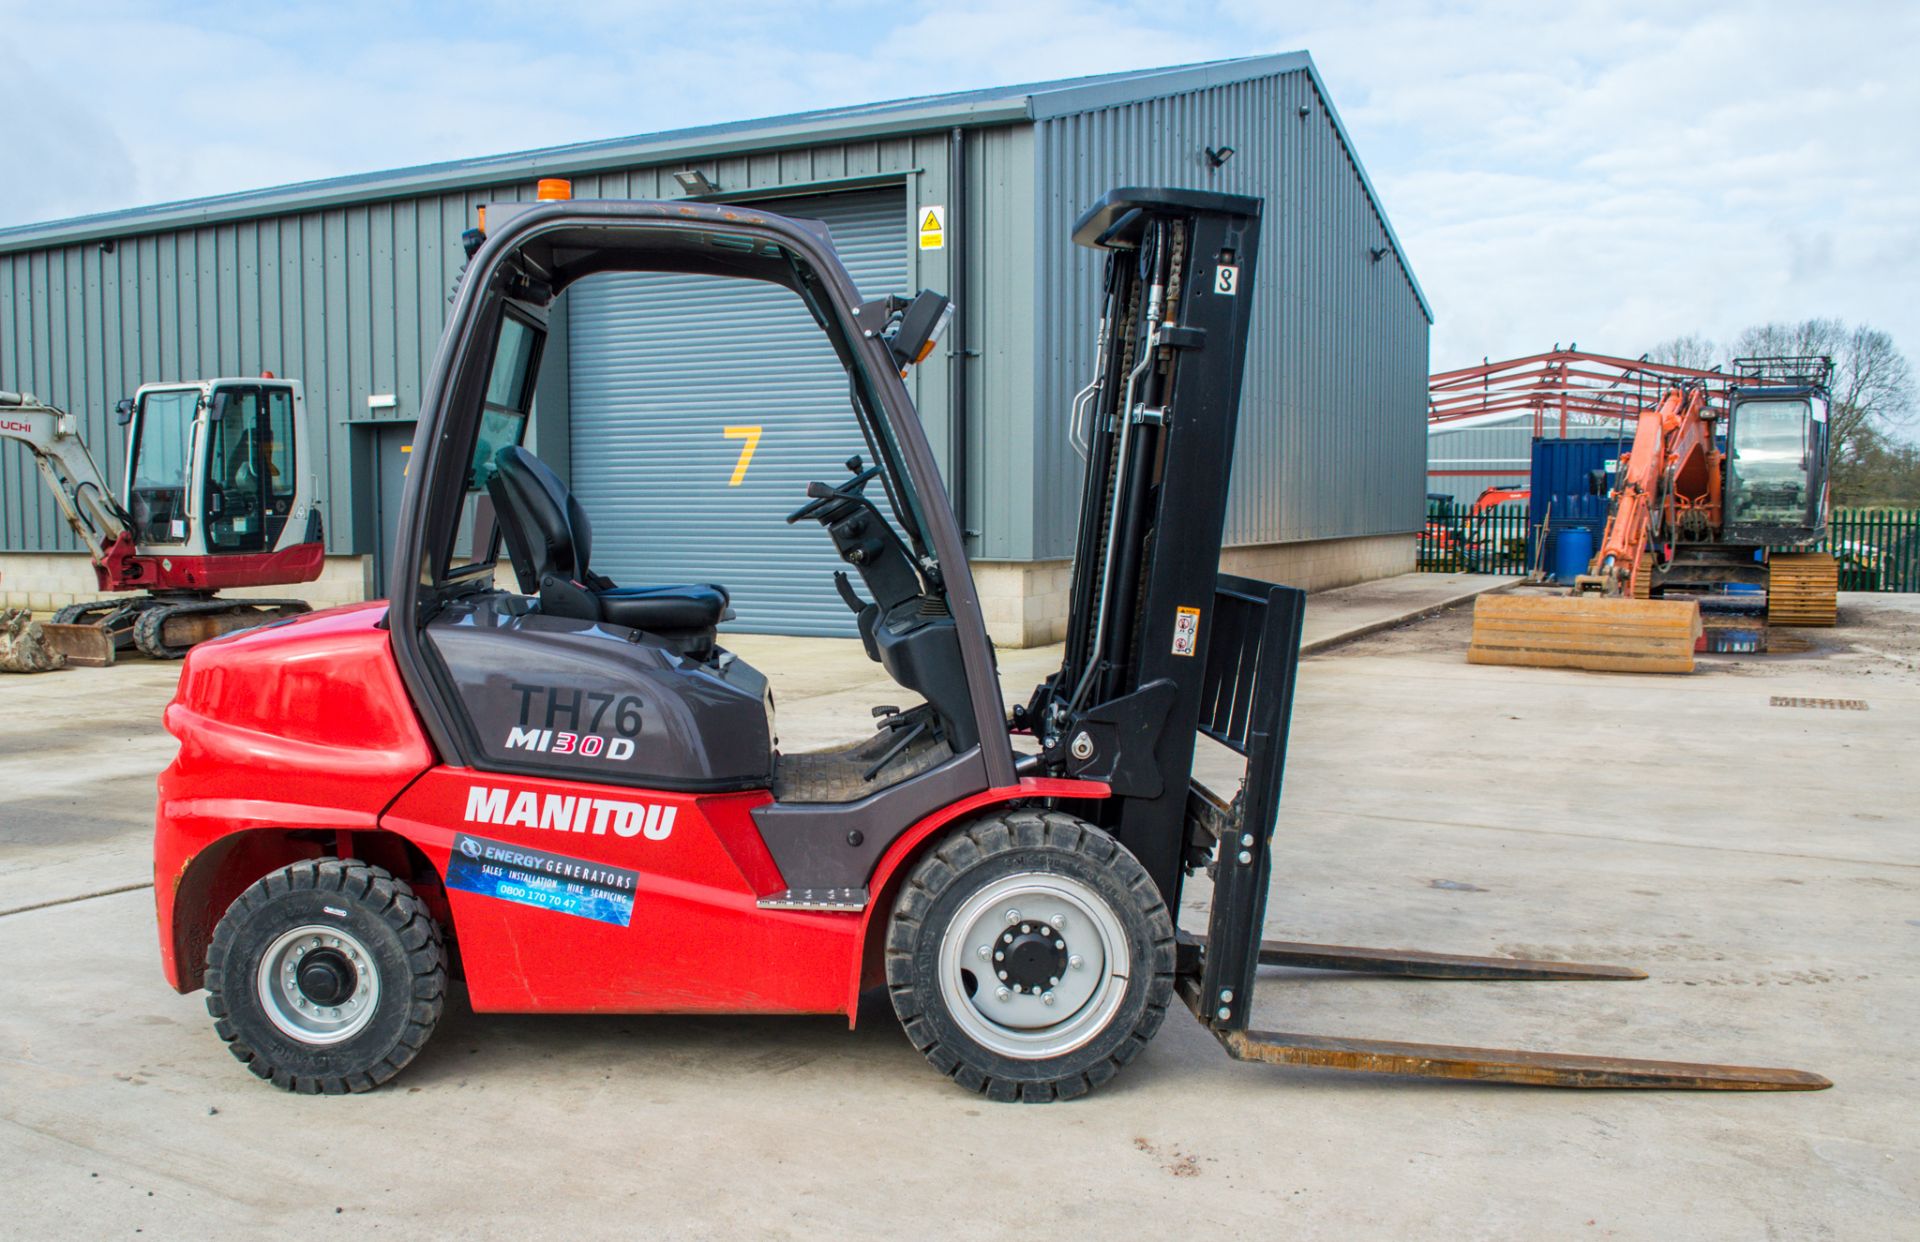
996,987,1010,1001
1042,992,1055,1005
1049,976,1059,986
977,945,990,959
1070,955,1084,970
1050,915,1065,928
994,951,1004,961
998,971,1008,981
1005,909,1020,924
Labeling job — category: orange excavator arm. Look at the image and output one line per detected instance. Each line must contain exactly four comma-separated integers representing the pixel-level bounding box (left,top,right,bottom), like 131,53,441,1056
1581,386,1714,596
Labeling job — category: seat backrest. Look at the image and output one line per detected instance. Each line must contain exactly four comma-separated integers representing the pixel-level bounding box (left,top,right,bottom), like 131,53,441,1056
487,445,581,594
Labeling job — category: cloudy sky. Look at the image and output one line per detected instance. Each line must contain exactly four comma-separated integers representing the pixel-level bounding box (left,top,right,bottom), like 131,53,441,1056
2,0,1914,370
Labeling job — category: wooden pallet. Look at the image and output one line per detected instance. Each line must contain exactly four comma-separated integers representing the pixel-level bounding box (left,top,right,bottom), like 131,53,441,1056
1468,593,1702,674
1768,552,1837,627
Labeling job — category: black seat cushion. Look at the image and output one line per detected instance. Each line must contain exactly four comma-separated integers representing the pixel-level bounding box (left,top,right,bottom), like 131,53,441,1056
598,584,728,632
487,445,729,637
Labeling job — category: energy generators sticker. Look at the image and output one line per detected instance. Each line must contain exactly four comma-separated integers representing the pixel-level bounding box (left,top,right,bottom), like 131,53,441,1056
1172,605,1202,656
445,833,638,927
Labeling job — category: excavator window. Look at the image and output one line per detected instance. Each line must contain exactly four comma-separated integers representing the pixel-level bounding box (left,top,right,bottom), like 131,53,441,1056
1728,398,1812,526
128,389,197,544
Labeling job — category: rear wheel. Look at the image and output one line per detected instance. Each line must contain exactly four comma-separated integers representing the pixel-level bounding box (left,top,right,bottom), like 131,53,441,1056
205,859,446,1094
885,809,1175,1102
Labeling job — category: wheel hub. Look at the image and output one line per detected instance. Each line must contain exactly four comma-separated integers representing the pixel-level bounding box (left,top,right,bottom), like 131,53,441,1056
296,949,357,1007
256,924,381,1046
996,924,1069,993
938,872,1131,1058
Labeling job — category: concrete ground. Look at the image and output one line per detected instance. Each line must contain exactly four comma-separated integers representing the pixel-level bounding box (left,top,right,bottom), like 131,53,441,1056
1,581,1914,1238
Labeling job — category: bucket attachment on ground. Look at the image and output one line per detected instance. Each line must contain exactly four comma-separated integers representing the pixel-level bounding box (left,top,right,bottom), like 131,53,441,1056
1467,592,1702,674
0,608,110,672
1185,577,1828,1091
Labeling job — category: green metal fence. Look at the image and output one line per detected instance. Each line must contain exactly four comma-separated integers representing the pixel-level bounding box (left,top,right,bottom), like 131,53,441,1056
1418,499,1532,575
1418,499,1920,591
1811,509,1920,592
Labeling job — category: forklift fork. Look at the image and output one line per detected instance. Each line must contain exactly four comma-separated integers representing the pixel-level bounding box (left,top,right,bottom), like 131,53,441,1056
1179,575,1830,1091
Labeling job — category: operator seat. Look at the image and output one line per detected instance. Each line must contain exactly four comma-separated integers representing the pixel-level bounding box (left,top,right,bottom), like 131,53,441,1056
487,445,730,649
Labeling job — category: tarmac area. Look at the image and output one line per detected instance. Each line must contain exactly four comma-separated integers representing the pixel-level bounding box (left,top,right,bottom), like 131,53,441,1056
0,582,1915,1239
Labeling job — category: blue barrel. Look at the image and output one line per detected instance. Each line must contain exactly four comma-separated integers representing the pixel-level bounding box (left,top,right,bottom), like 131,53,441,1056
1552,527,1594,583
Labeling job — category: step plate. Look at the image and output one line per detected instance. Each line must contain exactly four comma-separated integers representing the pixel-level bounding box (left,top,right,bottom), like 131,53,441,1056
756,887,868,912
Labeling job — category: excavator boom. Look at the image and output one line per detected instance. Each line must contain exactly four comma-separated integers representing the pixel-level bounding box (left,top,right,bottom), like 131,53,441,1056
0,391,132,564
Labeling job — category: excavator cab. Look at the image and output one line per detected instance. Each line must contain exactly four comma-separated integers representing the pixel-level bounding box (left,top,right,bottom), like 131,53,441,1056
123,379,311,557
1724,374,1830,545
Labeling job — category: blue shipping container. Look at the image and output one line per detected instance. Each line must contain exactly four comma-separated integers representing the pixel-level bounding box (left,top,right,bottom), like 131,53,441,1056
1527,436,1631,568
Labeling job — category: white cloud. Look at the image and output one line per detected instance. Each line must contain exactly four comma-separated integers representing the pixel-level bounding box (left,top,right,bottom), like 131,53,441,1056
0,0,1913,375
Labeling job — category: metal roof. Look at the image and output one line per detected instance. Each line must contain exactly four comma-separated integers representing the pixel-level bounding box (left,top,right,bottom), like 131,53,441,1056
0,51,1424,313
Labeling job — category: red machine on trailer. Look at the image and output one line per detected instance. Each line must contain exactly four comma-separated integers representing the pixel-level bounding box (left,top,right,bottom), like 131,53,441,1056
155,188,1826,1099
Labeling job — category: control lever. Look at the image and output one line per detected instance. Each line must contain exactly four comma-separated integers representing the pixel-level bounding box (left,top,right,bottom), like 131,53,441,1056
834,571,868,615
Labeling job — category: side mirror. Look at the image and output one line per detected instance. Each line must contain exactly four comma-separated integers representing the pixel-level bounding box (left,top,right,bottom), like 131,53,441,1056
115,397,134,425
884,290,954,369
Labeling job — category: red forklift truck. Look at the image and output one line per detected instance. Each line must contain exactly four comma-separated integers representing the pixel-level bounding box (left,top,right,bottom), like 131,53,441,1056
154,187,1827,1099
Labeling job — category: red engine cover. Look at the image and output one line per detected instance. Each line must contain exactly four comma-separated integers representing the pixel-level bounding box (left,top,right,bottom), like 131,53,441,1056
154,603,435,988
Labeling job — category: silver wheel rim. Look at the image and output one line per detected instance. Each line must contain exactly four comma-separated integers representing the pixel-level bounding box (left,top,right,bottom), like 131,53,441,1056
937,871,1131,1060
255,923,381,1046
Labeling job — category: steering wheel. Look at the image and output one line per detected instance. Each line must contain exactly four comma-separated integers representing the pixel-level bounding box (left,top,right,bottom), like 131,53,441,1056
786,462,882,525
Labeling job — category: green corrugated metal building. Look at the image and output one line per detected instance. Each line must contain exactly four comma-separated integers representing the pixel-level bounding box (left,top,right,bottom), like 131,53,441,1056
0,53,1431,644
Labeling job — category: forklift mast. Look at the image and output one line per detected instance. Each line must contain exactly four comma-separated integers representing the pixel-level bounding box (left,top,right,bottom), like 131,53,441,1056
1016,188,1303,1030
1024,189,1267,869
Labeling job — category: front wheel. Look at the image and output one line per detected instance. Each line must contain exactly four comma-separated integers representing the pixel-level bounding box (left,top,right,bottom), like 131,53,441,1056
885,810,1175,1102
204,858,447,1094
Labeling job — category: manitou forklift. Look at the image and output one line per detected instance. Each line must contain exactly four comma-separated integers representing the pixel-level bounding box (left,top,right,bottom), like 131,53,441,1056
0,377,322,665
155,187,1826,1098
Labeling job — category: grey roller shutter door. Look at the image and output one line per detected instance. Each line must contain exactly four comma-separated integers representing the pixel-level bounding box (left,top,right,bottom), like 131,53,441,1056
567,188,910,637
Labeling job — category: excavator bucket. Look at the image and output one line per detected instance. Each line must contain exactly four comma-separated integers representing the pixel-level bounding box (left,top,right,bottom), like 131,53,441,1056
37,622,115,668
0,609,113,672
1467,592,1702,674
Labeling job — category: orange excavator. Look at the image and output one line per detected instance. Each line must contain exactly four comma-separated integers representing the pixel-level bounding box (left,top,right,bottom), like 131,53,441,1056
1469,357,1836,673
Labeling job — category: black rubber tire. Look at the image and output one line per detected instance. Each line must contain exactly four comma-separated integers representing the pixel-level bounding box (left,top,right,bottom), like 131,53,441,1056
885,809,1175,1103
205,859,447,1094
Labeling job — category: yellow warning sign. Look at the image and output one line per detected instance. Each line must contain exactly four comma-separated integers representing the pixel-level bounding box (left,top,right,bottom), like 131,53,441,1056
918,205,945,250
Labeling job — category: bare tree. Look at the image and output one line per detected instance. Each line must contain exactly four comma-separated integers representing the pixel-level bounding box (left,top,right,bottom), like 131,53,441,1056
1731,319,1915,494
1645,333,1721,371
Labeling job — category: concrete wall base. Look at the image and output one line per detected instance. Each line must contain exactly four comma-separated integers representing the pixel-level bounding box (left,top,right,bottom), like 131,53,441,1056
972,534,1415,648
1220,533,1416,596
4,533,1416,646
973,559,1074,648
0,552,373,613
